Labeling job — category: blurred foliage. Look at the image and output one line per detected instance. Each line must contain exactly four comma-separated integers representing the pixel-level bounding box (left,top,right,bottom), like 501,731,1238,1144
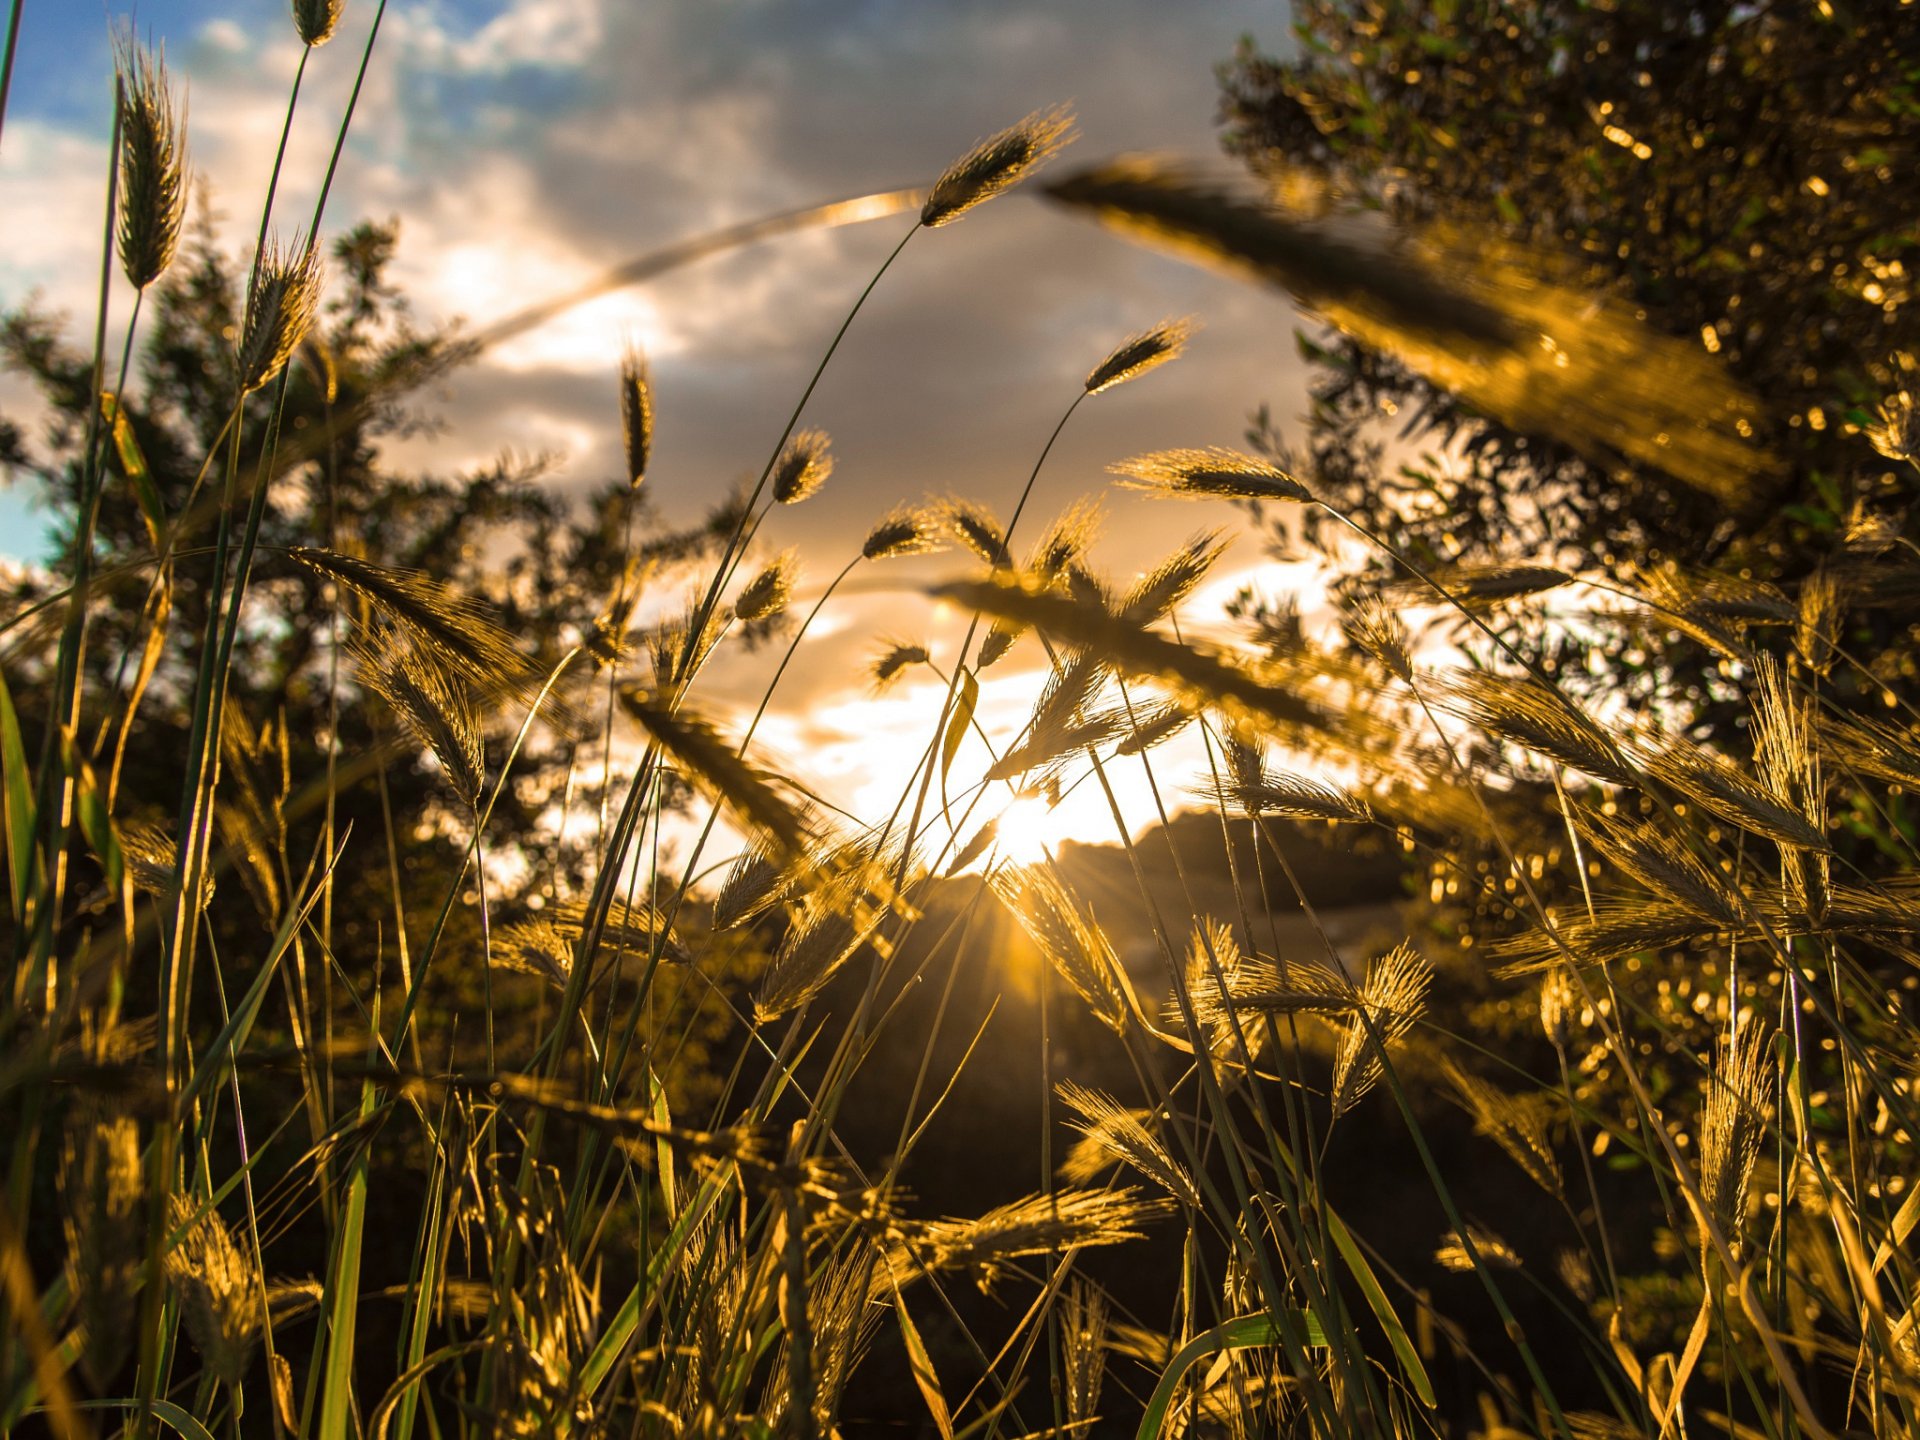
1219,0,1919,712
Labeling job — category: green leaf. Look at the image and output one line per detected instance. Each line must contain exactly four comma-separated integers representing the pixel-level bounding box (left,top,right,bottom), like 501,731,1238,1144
943,668,978,781
1136,1311,1328,1439
100,391,166,549
888,1270,954,1440
59,729,121,893
0,665,38,922
1326,1209,1437,1408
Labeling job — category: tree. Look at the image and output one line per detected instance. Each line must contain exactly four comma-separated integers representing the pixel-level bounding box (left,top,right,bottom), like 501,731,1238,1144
1217,0,1919,713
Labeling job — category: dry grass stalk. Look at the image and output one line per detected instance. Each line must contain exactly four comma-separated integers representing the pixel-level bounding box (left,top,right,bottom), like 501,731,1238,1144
920,105,1075,228
1342,596,1414,684
1085,317,1196,395
1212,770,1372,824
1109,446,1312,504
1643,735,1830,854
989,864,1131,1034
1056,1080,1200,1207
238,234,322,393
1330,943,1431,1120
619,344,654,488
114,35,188,290
1575,808,1742,927
291,0,346,45
164,1196,263,1391
1750,654,1828,919
1388,564,1573,608
754,872,889,1021
939,497,1007,564
712,842,786,930
1044,157,1777,503
1115,700,1192,756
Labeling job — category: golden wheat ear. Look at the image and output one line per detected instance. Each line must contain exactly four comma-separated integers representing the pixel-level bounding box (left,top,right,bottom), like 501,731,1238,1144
354,638,486,811
988,863,1132,1036
1085,316,1196,395
771,429,833,505
239,234,322,393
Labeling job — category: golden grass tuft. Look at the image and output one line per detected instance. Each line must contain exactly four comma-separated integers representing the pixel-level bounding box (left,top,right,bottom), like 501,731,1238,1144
1085,317,1196,396
1109,446,1312,504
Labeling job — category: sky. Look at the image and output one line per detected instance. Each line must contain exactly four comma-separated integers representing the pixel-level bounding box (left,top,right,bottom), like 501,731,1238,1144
0,0,1324,859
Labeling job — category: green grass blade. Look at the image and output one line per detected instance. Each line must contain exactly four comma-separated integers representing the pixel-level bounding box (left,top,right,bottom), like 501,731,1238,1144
1135,1311,1329,1439
0,664,37,923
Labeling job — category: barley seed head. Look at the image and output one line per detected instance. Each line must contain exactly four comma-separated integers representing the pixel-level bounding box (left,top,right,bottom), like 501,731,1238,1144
734,553,795,623
239,236,323,393
619,344,654,488
1085,317,1196,395
863,506,940,561
114,35,189,290
1110,446,1313,504
921,105,1075,228
292,0,346,45
771,428,833,504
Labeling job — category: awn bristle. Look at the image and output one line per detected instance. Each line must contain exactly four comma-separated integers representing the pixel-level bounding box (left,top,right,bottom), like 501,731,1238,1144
619,344,654,488
920,104,1075,229
734,552,796,623
990,864,1131,1034
1109,446,1313,504
356,639,486,811
1085,317,1196,395
114,36,188,290
238,234,322,393
291,0,346,45
1330,942,1431,1121
164,1197,263,1391
862,506,940,561
1056,1080,1200,1207
771,428,833,505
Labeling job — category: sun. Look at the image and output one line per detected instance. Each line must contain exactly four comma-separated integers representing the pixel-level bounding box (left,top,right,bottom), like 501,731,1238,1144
985,789,1068,868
